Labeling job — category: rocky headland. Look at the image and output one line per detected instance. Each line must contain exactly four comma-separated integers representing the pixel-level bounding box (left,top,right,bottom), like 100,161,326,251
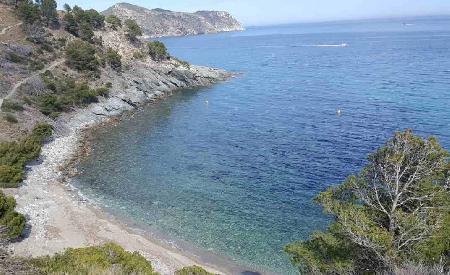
103,2,244,38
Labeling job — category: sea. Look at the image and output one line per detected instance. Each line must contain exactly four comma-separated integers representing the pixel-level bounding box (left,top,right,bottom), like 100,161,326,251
73,17,450,274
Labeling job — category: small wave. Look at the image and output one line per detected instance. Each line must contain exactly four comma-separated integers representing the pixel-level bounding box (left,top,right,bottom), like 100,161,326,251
291,43,349,48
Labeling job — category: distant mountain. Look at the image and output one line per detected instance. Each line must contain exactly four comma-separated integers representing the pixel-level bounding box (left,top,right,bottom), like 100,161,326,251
103,3,244,38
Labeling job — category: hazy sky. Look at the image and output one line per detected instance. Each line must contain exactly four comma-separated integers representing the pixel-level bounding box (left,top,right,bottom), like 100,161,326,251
57,0,450,26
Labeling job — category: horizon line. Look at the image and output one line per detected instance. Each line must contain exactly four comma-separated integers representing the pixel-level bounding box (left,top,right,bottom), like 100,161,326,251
245,13,450,27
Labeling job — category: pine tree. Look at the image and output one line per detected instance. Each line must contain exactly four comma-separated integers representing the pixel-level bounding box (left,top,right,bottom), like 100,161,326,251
285,130,450,274
37,0,58,27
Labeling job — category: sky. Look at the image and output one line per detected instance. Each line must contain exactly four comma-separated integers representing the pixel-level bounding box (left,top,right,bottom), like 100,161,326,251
56,0,450,26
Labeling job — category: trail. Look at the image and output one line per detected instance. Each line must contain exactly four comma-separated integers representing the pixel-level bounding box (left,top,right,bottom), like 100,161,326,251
0,59,64,108
0,22,22,35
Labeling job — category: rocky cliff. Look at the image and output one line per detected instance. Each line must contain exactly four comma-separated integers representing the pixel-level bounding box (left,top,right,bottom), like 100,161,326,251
0,3,229,142
102,2,244,38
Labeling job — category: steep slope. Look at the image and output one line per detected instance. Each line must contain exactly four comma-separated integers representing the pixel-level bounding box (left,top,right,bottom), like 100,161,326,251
103,2,244,38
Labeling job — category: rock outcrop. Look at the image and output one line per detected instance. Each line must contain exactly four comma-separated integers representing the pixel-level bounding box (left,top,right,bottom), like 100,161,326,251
102,2,244,38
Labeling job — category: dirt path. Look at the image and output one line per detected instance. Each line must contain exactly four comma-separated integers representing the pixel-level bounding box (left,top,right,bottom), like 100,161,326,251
0,22,22,35
0,59,64,108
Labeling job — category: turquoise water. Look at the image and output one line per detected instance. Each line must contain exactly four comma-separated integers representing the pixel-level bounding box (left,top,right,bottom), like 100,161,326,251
74,17,450,274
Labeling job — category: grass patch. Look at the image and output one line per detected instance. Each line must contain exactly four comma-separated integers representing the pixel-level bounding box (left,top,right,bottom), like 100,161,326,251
0,191,26,240
31,243,159,275
0,124,53,188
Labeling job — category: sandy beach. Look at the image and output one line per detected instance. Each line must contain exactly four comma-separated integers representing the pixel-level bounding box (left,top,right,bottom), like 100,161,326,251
4,66,233,275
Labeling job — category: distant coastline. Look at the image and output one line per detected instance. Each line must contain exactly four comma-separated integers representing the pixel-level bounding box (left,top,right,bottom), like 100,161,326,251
245,14,450,29
103,2,245,39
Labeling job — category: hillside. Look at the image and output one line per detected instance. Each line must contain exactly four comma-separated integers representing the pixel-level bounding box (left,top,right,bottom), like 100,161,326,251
103,2,244,38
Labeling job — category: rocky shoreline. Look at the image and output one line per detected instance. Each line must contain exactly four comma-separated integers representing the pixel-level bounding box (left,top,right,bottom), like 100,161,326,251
4,62,234,274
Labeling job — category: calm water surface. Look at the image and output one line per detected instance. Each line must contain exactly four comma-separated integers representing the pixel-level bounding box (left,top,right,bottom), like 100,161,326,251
74,17,450,274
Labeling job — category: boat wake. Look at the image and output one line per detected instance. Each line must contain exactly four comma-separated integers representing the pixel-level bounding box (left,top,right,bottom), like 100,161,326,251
256,43,349,49
313,43,348,47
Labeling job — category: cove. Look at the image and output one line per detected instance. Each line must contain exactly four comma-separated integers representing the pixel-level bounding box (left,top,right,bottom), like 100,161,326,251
74,17,450,274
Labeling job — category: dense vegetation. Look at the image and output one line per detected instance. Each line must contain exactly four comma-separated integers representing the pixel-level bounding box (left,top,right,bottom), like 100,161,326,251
31,243,159,274
16,0,42,25
124,18,143,41
65,39,99,73
147,41,169,61
105,15,122,30
285,130,450,274
62,4,104,41
0,124,53,188
38,72,109,117
38,0,58,27
0,191,26,240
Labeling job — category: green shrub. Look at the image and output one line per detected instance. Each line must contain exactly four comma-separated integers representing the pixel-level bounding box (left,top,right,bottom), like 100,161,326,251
6,52,26,63
63,12,79,36
105,48,122,71
38,76,109,116
0,124,52,188
0,191,26,239
65,40,99,73
124,19,142,41
173,57,190,69
96,87,109,97
79,21,94,42
105,15,122,30
39,95,63,117
31,123,53,140
0,165,23,186
175,266,216,275
31,243,159,275
147,41,169,61
1,100,24,112
4,114,18,124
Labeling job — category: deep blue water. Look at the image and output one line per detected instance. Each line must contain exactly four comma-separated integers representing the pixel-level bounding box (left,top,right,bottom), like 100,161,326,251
74,17,450,274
